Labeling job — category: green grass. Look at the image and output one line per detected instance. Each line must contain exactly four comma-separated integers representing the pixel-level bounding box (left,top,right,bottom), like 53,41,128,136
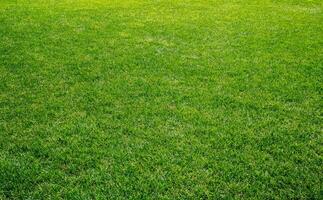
0,0,322,199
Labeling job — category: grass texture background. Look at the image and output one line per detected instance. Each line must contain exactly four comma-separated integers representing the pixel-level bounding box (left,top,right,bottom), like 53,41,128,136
0,0,322,199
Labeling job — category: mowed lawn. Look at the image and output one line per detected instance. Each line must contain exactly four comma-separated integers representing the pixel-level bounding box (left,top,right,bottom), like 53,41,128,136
0,0,322,199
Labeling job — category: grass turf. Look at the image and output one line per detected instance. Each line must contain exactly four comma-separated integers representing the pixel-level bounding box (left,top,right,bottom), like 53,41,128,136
0,0,322,199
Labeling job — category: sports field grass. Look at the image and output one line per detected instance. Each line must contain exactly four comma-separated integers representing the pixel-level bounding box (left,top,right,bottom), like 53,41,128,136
0,0,322,199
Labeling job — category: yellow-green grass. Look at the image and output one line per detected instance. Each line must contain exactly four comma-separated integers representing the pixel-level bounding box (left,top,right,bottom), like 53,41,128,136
0,0,322,199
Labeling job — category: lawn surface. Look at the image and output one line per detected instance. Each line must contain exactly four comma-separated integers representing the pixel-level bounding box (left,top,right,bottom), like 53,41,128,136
0,0,322,199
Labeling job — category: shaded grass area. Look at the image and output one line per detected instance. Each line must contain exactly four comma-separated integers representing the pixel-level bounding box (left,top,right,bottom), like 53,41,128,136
0,0,322,199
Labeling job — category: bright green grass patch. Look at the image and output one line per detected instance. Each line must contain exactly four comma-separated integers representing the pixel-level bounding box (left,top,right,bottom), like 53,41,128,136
0,0,322,199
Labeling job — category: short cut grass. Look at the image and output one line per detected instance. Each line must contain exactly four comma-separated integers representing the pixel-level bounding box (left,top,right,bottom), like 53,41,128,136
0,0,322,199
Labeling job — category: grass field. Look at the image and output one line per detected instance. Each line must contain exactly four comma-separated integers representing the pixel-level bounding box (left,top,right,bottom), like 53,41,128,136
0,0,322,199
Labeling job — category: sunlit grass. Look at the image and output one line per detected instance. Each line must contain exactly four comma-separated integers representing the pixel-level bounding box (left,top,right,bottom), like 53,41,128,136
0,0,322,199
